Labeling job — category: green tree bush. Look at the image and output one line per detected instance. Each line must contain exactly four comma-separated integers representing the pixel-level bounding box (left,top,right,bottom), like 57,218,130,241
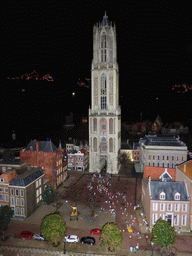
152,218,176,248
41,213,67,245
42,184,55,205
0,205,13,240
100,222,122,252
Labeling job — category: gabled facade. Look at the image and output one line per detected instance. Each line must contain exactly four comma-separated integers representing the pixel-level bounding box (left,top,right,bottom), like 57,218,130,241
9,168,44,219
175,160,192,231
142,177,190,231
20,140,66,189
67,149,89,171
89,13,121,174
144,166,176,181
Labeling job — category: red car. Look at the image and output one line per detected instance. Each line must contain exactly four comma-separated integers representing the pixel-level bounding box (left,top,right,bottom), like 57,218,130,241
20,231,34,238
90,228,101,235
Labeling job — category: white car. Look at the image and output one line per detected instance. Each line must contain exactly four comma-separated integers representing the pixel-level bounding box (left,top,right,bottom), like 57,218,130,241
33,234,44,241
64,235,79,243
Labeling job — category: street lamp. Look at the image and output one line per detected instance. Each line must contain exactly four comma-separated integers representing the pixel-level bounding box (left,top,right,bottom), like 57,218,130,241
63,239,66,254
151,240,154,256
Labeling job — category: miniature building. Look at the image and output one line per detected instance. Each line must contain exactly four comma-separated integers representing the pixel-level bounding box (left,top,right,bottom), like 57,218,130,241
20,140,66,189
142,176,190,231
175,160,192,231
139,135,188,172
144,167,176,181
89,12,121,174
67,149,88,171
9,167,44,219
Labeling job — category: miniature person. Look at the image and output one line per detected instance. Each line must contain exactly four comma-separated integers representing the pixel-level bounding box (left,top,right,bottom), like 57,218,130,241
130,246,133,252
136,242,139,250
134,247,136,253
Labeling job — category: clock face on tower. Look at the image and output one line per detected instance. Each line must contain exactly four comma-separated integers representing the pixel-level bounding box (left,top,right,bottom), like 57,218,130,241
89,13,121,174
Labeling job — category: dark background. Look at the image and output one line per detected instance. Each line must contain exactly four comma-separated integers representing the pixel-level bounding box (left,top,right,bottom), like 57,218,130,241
2,0,191,145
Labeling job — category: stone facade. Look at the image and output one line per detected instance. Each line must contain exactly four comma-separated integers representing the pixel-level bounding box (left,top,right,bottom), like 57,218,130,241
139,135,188,172
89,13,121,174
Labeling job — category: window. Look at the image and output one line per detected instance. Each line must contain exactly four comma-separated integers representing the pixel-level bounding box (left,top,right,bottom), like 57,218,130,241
152,213,158,224
172,156,174,160
93,118,97,132
153,155,155,160
182,204,187,212
175,204,180,212
0,194,3,201
11,189,14,196
10,197,15,206
174,215,179,226
159,214,165,220
36,180,38,188
153,203,158,211
160,203,165,211
101,96,106,110
0,188,3,192
0,178,4,182
4,188,8,193
20,198,24,206
21,208,25,215
16,198,19,206
167,204,172,211
16,189,19,196
5,195,9,202
160,192,165,200
102,124,106,130
158,155,160,160
174,193,180,200
167,156,169,160
149,155,151,160
162,156,164,160
16,207,20,215
182,215,187,226
20,190,24,197
100,74,107,110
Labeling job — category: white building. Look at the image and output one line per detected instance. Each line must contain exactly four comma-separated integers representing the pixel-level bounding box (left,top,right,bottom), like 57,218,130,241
139,135,188,172
89,13,121,174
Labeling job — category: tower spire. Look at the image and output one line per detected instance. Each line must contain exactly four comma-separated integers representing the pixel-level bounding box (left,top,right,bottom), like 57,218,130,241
101,11,109,27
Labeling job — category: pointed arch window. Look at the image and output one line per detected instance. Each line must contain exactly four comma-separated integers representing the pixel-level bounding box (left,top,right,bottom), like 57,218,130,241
101,74,107,110
109,118,113,134
109,138,113,152
93,118,97,132
101,33,107,62
93,137,97,152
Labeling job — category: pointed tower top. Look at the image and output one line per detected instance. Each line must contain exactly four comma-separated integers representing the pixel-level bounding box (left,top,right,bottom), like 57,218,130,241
101,11,109,27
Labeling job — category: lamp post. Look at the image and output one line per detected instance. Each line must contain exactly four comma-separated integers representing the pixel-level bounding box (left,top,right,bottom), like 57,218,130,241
151,240,154,256
63,239,66,254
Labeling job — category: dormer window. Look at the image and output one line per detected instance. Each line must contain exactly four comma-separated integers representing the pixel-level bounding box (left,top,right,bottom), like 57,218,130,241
174,192,180,200
160,192,165,200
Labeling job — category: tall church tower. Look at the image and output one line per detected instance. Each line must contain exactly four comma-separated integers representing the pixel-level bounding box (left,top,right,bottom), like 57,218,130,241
89,12,121,174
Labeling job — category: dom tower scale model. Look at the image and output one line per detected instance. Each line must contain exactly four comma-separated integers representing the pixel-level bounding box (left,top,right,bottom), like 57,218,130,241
89,12,121,174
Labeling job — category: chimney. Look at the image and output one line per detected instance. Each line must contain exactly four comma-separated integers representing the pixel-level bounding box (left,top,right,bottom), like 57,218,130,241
184,164,186,173
36,141,39,152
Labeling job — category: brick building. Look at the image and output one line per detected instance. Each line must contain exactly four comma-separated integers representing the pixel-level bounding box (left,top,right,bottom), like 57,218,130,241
9,167,44,219
142,176,190,232
20,140,67,189
175,160,192,231
67,149,89,171
0,170,17,207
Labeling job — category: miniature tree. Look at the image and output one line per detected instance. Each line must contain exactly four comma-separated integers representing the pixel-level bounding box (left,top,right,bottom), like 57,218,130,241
41,213,67,246
100,222,123,252
152,218,176,249
42,184,55,205
0,205,13,240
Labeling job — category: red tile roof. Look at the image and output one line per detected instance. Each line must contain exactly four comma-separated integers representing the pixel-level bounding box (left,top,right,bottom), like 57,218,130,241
144,166,175,181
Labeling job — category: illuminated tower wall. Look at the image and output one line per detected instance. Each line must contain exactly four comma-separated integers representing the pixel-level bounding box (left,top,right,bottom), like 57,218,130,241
89,13,121,174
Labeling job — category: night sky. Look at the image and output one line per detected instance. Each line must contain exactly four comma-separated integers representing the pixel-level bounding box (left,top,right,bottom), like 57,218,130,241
2,0,191,144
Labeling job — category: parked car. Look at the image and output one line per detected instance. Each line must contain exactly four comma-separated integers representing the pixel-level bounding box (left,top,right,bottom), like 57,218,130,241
64,235,79,243
90,228,101,235
80,236,95,245
20,231,33,238
33,234,44,241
